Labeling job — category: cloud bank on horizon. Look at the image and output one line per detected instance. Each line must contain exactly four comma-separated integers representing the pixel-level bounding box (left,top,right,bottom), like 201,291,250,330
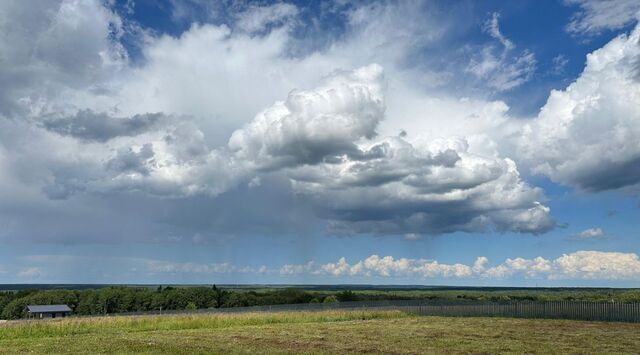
0,0,639,284
10,250,640,283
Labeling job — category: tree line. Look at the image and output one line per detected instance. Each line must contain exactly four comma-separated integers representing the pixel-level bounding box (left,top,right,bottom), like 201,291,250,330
2,286,639,319
0,286,356,319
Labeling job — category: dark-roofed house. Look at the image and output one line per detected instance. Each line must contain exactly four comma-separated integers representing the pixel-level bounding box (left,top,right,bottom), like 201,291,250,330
26,305,72,319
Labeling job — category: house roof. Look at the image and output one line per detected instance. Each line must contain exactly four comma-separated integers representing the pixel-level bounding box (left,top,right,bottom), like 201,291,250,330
26,305,72,313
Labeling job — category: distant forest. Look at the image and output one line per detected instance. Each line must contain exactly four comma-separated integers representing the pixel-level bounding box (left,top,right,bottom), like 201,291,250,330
2,286,640,319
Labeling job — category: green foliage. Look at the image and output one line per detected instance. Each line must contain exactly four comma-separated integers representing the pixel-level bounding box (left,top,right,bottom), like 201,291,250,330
1,286,639,320
323,295,338,303
0,286,332,319
212,284,228,308
1,299,28,320
336,290,358,302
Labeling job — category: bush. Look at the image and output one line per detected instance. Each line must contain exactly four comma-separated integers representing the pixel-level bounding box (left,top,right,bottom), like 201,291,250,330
336,290,358,302
323,295,338,303
1,299,28,320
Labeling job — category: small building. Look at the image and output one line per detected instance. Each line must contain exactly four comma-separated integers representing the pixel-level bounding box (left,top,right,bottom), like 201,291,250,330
26,305,72,319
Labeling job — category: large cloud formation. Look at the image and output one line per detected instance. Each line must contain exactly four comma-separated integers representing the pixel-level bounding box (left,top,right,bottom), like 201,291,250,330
288,136,553,235
228,65,553,235
229,64,386,170
8,250,640,282
0,0,639,244
0,0,126,116
520,25,640,192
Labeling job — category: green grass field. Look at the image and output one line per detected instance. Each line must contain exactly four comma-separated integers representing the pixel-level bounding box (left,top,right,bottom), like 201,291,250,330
1,310,639,354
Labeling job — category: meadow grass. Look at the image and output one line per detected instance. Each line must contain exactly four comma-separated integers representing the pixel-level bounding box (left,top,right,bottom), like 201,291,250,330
0,310,406,339
1,309,639,354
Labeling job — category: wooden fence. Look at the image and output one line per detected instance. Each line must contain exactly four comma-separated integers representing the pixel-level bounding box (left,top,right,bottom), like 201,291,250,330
119,299,640,323
407,301,640,323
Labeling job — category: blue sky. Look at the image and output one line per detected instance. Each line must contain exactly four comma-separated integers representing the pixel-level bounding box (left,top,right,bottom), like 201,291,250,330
0,0,640,286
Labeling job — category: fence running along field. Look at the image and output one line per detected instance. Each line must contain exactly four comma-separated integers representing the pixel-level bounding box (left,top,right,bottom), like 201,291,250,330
116,299,640,323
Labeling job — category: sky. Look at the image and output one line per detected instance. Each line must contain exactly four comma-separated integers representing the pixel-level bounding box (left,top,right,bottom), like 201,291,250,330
1,0,640,286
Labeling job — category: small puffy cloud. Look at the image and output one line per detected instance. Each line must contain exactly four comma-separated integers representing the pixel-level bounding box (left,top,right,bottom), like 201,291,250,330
317,257,354,276
413,260,474,278
519,24,640,192
565,0,640,35
484,256,553,279
228,64,385,170
472,256,489,273
404,233,421,240
572,227,606,240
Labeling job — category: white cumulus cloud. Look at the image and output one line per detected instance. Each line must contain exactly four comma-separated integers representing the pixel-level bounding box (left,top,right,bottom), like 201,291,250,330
573,227,606,240
288,135,554,235
229,64,386,170
519,24,640,192
286,251,640,281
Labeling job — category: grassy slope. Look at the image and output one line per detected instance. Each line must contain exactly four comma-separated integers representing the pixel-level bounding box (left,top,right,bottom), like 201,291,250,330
1,310,639,354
